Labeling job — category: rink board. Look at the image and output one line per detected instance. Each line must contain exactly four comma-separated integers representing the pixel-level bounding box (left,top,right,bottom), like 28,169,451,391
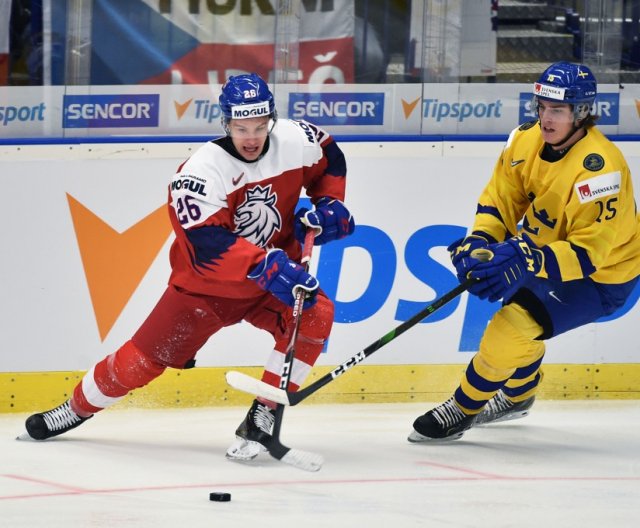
1,140,639,411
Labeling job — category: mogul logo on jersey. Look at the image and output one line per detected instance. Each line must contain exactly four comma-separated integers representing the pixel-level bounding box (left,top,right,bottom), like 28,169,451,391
170,175,207,196
288,93,384,126
575,171,621,204
63,94,160,128
519,92,619,125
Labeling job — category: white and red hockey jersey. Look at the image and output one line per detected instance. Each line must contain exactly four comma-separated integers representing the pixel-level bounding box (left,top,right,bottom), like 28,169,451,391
167,119,347,298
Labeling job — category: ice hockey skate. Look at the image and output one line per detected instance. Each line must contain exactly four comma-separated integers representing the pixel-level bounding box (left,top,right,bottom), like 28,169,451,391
226,400,275,461
408,397,476,442
475,390,535,425
20,400,92,441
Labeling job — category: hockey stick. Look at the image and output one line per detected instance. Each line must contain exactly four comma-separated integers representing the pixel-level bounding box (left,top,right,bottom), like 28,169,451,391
227,273,481,407
262,228,324,472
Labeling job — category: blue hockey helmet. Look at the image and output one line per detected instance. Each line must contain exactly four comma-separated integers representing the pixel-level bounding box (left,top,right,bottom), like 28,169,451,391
219,73,277,122
532,62,597,121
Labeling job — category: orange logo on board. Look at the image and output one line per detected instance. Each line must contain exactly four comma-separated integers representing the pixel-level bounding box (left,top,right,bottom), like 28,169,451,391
401,97,421,119
67,194,173,341
174,98,193,119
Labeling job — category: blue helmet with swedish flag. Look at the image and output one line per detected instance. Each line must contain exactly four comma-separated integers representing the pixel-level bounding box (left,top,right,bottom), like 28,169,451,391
533,62,597,123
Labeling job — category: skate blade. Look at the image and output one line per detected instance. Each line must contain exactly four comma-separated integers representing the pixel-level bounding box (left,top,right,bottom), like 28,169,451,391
16,432,36,441
476,410,531,426
407,430,465,443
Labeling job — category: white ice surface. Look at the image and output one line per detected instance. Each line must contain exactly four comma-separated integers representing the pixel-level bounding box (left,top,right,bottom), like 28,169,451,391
1,401,640,528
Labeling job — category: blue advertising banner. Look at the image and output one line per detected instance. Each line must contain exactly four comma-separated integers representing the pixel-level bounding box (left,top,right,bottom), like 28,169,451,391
62,94,160,128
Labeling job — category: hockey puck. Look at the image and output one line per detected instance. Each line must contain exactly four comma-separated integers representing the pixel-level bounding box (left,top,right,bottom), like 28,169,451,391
209,492,231,502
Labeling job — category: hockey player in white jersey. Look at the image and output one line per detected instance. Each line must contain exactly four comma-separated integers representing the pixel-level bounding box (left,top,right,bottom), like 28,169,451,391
23,73,355,464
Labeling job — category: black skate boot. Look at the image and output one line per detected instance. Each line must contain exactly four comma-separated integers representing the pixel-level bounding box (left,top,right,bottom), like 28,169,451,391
408,397,476,442
475,390,535,425
226,400,275,461
23,400,92,440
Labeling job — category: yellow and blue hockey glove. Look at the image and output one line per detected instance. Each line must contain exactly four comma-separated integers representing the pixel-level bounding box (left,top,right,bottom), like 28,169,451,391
468,234,544,302
447,234,491,283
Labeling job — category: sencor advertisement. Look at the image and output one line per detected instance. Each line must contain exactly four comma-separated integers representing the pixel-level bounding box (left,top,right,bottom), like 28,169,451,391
288,92,385,126
62,94,160,128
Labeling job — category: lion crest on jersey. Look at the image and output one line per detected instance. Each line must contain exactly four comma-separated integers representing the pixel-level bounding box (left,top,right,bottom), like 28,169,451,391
234,185,282,247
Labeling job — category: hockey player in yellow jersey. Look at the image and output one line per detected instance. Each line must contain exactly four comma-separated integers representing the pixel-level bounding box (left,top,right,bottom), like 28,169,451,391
409,61,640,442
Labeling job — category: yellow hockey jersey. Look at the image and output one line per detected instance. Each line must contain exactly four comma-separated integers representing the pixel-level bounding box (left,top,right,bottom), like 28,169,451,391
471,121,640,284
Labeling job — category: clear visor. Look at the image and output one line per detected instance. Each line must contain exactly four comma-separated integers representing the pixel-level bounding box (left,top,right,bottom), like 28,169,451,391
533,97,577,123
225,117,276,139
